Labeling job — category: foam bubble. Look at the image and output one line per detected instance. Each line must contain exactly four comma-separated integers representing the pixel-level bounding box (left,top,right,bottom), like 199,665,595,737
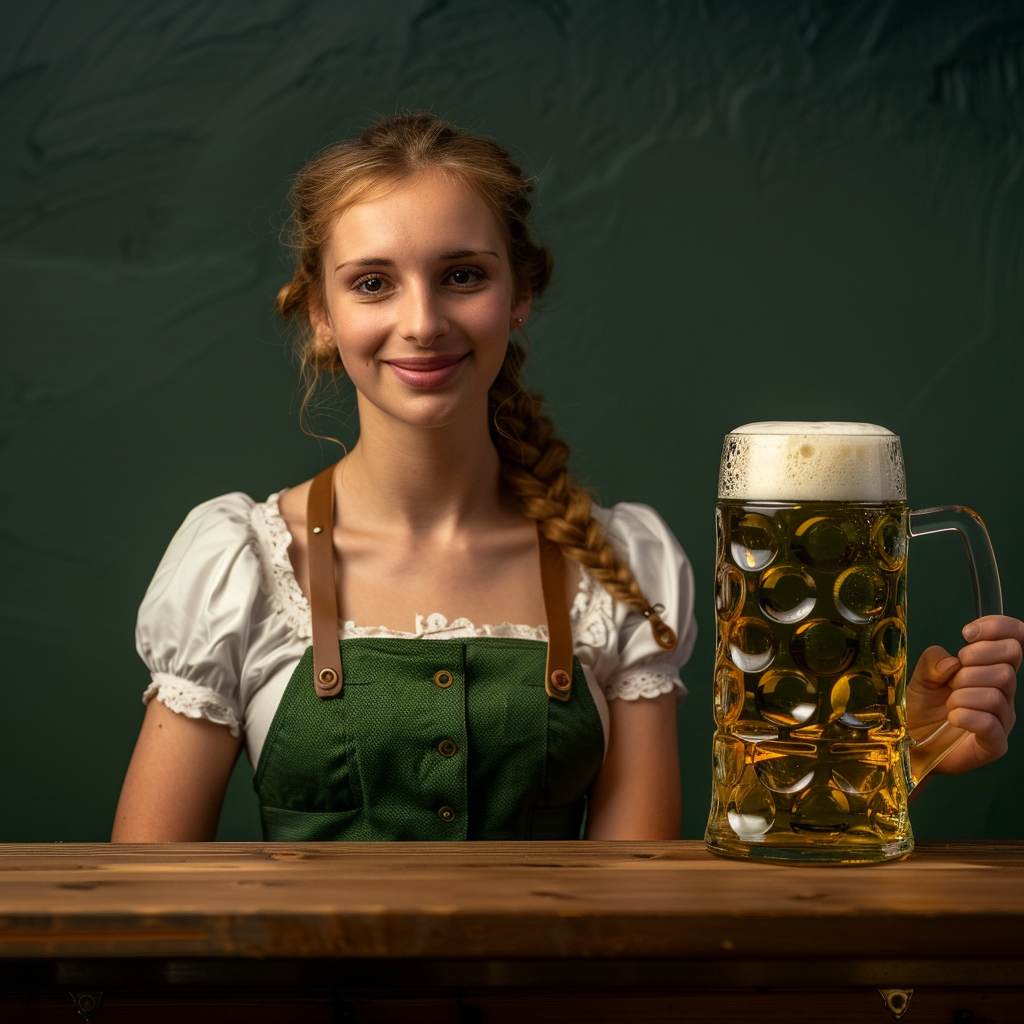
719,421,906,501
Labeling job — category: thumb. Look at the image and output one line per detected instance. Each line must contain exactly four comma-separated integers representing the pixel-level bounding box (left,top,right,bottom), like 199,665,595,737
910,645,960,689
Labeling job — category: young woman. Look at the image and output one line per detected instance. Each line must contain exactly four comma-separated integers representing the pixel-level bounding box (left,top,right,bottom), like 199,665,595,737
112,113,1019,842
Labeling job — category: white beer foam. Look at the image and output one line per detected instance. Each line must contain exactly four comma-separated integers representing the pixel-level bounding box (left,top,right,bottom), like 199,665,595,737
719,421,906,501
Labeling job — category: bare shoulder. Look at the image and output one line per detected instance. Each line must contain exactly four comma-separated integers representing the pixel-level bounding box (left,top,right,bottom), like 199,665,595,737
277,477,314,535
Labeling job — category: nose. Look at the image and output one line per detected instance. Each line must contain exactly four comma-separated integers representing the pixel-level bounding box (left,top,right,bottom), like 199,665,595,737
397,280,449,347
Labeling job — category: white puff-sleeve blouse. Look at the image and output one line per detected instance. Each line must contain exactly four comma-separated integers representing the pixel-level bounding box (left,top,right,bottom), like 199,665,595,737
136,492,698,769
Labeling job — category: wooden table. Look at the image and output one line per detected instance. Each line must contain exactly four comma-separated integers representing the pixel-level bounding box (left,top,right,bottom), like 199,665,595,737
1,840,1022,1023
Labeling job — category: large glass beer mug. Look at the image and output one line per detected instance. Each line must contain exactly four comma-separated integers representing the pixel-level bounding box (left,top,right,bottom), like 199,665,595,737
705,422,1003,863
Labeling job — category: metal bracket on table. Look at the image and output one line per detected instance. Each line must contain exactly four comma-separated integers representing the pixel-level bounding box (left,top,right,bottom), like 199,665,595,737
68,990,103,1019
878,988,913,1019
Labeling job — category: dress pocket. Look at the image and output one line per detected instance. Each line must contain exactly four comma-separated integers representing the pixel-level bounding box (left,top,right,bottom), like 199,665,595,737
259,804,363,842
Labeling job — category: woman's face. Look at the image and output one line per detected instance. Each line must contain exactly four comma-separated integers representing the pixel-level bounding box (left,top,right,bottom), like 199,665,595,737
313,170,531,431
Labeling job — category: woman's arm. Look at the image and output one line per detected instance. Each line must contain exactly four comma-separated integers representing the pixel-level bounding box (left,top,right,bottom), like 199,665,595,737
584,691,681,840
111,700,242,842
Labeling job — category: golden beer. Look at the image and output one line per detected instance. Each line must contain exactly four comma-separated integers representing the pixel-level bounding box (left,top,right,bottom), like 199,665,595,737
705,422,1002,864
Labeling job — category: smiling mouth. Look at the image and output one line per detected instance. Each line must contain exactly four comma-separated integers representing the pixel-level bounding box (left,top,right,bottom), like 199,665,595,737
384,352,469,388
385,354,468,371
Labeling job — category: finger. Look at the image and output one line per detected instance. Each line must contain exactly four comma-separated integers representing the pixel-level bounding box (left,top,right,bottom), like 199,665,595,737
945,707,1009,761
949,662,1017,698
962,615,1024,646
947,680,1016,736
911,645,959,686
958,637,1023,671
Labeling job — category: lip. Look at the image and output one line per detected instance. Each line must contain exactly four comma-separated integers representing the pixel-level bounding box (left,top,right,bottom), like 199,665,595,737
385,353,469,388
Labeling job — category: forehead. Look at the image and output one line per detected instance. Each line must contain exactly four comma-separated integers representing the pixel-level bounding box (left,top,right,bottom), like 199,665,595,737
329,171,505,259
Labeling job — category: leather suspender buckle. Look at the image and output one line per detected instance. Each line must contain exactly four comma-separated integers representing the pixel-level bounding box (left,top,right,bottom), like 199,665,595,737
315,666,342,698
547,668,572,701
550,669,571,690
538,531,574,702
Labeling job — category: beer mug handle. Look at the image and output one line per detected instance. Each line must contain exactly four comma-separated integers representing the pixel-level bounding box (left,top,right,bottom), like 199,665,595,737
906,506,1004,787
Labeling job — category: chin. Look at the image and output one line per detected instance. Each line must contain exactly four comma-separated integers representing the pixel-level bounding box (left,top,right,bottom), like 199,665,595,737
364,392,485,432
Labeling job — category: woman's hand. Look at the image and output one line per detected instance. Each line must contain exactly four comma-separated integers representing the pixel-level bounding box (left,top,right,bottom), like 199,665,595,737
905,614,1021,776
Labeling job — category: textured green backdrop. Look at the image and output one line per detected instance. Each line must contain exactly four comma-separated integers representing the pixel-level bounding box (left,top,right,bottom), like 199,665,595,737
2,1,1021,842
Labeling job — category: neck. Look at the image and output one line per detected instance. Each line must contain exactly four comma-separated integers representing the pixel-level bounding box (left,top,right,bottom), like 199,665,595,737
338,396,511,538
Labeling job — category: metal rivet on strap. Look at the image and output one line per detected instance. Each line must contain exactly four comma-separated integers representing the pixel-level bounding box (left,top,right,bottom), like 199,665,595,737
318,667,338,686
437,739,457,758
550,669,571,691
433,670,453,688
312,526,322,534
438,806,456,822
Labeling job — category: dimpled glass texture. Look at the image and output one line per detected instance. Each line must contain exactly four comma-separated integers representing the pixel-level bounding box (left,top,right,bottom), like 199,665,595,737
706,501,912,863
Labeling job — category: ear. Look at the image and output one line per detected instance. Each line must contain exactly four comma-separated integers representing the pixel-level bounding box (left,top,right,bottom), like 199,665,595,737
510,288,533,329
308,288,334,346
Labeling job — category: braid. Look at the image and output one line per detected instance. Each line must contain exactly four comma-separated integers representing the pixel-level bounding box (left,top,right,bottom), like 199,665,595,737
490,342,677,650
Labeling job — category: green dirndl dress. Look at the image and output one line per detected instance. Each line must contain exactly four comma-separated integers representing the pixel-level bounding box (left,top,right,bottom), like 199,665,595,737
253,464,605,842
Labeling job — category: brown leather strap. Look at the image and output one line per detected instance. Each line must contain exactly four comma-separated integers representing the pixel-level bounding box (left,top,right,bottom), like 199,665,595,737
307,474,568,701
538,529,574,701
307,463,343,698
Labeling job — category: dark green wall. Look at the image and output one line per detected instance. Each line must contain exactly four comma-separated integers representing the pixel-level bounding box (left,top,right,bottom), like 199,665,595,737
2,1,1022,842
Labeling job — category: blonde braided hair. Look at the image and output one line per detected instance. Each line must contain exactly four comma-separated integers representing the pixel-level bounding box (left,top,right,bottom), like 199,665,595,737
277,112,676,650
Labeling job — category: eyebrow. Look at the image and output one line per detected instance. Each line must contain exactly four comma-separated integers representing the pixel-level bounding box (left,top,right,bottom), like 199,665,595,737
439,249,500,261
335,249,500,271
335,257,394,270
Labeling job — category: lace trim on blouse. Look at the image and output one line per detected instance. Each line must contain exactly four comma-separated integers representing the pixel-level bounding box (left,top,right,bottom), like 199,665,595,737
143,672,242,738
248,493,680,700
251,491,314,640
612,671,686,701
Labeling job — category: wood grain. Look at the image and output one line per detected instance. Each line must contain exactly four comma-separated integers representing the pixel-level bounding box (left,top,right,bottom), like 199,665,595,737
1,840,1021,960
